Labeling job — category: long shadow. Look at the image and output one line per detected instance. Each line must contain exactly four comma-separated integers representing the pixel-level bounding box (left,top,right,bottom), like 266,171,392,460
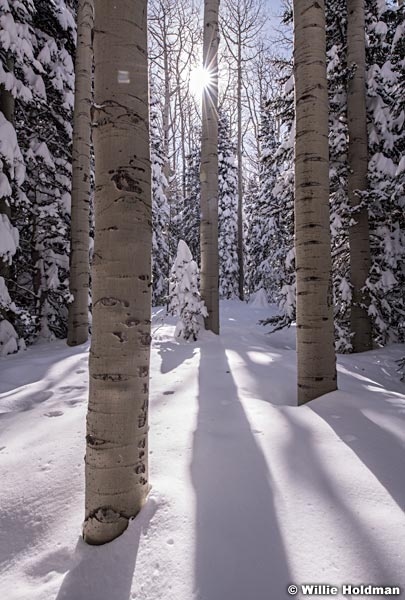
191,338,292,600
311,387,405,512
220,327,297,407
0,340,88,395
0,359,87,429
280,408,402,582
55,499,157,600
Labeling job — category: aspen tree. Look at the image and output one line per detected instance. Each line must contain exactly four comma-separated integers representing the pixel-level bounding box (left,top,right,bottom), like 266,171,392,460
347,0,373,352
200,0,220,334
67,0,93,346
83,0,152,545
293,0,337,404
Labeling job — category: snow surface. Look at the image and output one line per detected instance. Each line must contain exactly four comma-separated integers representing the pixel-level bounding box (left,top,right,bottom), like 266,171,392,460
0,300,404,600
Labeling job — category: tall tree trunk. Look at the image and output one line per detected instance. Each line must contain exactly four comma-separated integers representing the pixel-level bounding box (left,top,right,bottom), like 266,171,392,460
200,0,220,334
67,0,93,346
237,37,244,300
347,0,373,352
83,0,152,545
293,0,337,405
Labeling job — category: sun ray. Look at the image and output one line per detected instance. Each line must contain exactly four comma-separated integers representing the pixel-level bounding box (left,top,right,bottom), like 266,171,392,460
189,66,214,98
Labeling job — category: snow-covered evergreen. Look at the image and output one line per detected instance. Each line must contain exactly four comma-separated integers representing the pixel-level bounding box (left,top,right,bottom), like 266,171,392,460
168,239,207,342
182,142,201,264
365,0,405,345
13,0,76,341
0,0,40,353
246,90,295,318
249,55,296,331
150,97,170,306
218,113,238,299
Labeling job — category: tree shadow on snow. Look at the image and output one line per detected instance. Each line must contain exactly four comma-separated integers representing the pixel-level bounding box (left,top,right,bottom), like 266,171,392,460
220,328,297,406
0,341,88,396
55,498,158,600
191,338,293,600
279,408,402,582
311,372,405,512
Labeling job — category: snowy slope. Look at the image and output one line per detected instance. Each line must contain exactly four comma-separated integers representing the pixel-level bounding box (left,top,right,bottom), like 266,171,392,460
0,301,404,600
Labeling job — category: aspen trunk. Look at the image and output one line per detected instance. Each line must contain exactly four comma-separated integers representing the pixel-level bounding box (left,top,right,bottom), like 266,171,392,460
347,0,373,352
83,0,152,545
237,40,244,300
200,0,220,334
67,0,93,346
293,0,337,405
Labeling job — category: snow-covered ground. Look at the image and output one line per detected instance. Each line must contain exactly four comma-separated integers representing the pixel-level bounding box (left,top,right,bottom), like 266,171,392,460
1,300,404,600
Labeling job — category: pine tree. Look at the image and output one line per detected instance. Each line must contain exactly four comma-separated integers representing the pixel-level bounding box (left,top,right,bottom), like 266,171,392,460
182,142,201,264
169,239,207,341
253,58,296,329
150,96,170,306
218,112,239,299
0,0,39,353
365,0,405,345
13,0,76,341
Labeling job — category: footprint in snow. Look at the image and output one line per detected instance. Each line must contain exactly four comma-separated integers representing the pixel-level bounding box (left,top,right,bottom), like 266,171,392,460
66,399,81,406
40,463,52,472
44,410,64,418
20,391,54,412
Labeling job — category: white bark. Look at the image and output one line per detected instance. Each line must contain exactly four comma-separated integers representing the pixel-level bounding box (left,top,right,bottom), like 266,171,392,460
347,0,373,352
200,0,220,334
83,0,152,545
67,0,93,346
293,0,337,405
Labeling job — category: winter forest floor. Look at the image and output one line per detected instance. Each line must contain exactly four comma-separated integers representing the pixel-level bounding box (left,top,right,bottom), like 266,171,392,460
0,300,405,600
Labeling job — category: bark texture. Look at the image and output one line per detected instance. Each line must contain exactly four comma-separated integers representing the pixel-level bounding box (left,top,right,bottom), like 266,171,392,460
200,0,220,334
67,0,93,346
347,0,373,352
83,0,152,545
293,0,337,405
